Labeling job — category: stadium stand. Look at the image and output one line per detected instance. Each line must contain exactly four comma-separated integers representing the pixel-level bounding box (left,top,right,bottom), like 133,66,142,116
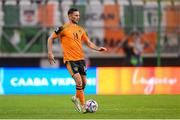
0,0,180,67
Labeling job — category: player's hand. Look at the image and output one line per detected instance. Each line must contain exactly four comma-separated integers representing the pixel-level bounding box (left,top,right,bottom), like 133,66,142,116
48,53,56,64
98,47,108,52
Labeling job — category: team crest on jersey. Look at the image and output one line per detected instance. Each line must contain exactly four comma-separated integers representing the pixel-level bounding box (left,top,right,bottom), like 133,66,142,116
78,30,82,34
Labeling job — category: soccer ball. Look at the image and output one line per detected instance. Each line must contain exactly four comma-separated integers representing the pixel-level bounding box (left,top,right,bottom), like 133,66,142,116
85,99,98,113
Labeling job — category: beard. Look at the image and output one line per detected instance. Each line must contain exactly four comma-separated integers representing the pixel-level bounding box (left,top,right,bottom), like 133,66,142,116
72,19,78,24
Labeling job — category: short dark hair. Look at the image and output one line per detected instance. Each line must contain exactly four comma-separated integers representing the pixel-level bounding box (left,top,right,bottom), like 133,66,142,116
68,8,79,15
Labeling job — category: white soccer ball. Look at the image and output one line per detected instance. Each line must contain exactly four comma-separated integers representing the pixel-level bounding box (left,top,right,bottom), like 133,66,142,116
85,99,98,113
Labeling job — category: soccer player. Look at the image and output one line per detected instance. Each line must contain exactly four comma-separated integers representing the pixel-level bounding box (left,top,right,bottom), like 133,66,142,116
47,8,107,113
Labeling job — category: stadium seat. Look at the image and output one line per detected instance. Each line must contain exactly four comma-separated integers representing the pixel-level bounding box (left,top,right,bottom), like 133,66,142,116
103,0,115,5
76,0,87,5
145,1,157,6
89,0,101,5
19,0,31,5
131,0,143,5
5,0,17,5
117,0,129,5
48,0,59,4
161,1,171,6
61,0,73,6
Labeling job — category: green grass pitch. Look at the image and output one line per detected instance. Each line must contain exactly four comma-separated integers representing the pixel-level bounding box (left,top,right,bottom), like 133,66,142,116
0,95,180,119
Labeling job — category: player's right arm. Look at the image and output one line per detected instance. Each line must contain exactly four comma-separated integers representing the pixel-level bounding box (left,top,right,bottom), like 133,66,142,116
47,32,57,64
47,26,63,64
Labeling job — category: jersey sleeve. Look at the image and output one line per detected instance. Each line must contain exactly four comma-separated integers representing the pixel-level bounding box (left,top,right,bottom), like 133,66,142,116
50,32,58,39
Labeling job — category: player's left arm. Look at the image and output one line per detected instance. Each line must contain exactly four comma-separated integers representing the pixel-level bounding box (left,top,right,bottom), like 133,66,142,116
81,29,107,52
84,37,107,52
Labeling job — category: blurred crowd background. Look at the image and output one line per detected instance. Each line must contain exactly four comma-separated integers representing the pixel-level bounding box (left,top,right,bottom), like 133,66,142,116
0,0,179,67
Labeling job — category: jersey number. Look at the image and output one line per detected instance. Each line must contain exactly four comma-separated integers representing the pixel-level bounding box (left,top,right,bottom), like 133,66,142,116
73,32,78,40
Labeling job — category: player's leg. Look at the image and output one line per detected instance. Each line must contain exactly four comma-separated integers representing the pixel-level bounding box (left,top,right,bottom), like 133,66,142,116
71,95,81,112
81,75,87,90
73,73,85,107
66,61,82,112
80,75,87,113
79,60,87,113
79,60,87,91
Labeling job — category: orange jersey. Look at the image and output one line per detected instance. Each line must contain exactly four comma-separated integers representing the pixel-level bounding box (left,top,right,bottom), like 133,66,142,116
51,23,89,63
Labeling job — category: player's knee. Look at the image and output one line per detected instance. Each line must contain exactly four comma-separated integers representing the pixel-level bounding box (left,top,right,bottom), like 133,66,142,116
73,73,82,86
76,80,82,86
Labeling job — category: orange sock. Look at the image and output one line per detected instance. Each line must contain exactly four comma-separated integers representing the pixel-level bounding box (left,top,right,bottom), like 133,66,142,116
76,89,85,106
